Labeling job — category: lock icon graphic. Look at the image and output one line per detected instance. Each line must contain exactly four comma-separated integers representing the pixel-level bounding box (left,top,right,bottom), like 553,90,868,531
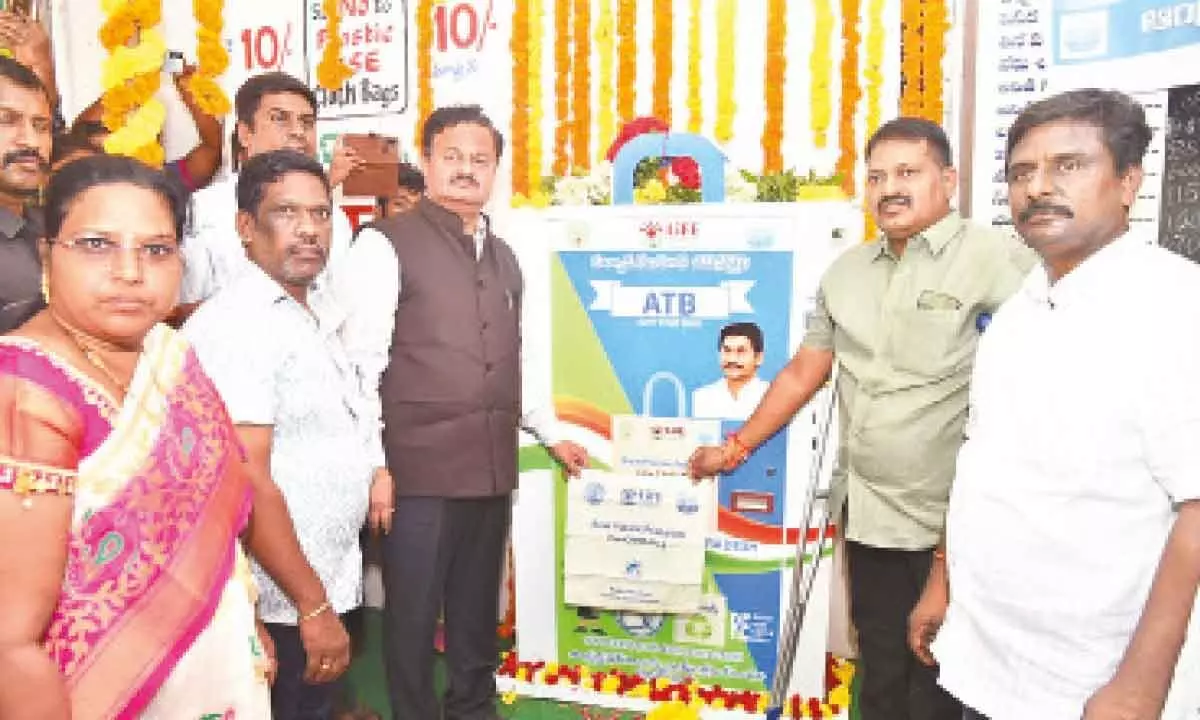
641,371,687,418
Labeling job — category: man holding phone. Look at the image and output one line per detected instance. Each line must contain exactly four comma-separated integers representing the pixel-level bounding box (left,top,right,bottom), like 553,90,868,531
178,72,363,320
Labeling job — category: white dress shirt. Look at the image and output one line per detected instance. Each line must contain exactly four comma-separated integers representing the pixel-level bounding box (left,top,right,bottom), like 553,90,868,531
933,235,1200,718
691,376,769,420
181,174,353,305
183,265,376,623
332,220,561,453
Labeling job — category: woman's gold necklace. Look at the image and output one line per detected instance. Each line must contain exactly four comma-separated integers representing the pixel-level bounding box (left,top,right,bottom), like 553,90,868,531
49,312,139,395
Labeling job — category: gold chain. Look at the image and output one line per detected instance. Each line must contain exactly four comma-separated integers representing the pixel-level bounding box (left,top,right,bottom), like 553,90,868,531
49,312,139,394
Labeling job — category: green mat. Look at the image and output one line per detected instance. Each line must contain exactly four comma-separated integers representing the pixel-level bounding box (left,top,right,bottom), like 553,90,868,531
343,609,857,719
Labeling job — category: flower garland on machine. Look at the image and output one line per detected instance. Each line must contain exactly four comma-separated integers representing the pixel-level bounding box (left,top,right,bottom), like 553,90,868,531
497,651,855,718
99,0,166,166
512,116,843,208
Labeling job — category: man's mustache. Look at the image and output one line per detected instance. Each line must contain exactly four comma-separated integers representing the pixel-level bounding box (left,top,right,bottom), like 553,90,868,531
1018,200,1074,223
2,149,48,170
452,175,479,187
878,195,911,212
722,362,746,370
287,243,327,258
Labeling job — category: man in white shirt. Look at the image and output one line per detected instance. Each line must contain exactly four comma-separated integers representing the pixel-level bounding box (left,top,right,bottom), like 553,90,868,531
178,72,358,319
335,105,589,720
911,89,1200,719
185,150,390,720
691,321,769,420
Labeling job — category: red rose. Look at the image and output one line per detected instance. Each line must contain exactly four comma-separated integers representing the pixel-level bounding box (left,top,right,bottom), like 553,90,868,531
670,157,701,189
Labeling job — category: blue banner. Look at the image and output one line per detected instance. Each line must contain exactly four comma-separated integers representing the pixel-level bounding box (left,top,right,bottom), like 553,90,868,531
1053,0,1200,64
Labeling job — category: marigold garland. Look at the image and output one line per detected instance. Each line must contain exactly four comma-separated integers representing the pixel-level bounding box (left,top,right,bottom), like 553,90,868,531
899,2,923,116
762,0,787,174
552,0,572,176
809,0,834,148
511,0,532,198
834,0,862,197
571,0,592,172
99,0,165,166
713,0,736,144
616,0,637,121
863,0,885,241
594,0,616,162
188,0,231,117
106,98,167,167
922,0,949,122
651,0,673,125
898,0,948,122
317,0,354,91
685,0,701,134
528,0,546,191
416,0,434,150
99,0,160,51
497,651,856,718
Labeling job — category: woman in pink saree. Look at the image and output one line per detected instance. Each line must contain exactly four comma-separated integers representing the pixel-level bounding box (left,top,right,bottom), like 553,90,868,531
0,155,343,718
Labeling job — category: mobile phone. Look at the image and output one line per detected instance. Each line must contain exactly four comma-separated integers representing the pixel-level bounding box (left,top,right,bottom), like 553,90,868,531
342,133,401,197
163,50,186,75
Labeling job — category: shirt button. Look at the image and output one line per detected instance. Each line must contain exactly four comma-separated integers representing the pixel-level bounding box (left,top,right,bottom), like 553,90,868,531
485,362,494,372
481,321,489,330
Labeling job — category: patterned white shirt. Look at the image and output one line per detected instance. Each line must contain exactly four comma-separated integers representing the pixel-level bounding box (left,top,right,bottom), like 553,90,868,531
183,264,375,623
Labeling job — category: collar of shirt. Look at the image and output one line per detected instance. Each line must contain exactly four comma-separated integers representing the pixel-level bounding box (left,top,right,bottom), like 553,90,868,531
417,195,490,258
871,211,964,262
237,262,347,335
0,205,27,240
1020,232,1134,310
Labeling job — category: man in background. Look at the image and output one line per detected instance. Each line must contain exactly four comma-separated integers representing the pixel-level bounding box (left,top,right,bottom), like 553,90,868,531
69,64,224,195
178,71,362,319
0,55,50,333
374,162,424,219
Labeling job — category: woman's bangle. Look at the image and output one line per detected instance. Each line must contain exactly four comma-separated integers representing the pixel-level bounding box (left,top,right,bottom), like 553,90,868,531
299,600,332,623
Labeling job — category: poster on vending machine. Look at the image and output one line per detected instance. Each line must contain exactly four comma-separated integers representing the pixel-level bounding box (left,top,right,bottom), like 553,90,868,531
541,204,841,692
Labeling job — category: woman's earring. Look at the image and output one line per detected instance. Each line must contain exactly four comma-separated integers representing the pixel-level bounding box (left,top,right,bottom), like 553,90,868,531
41,268,50,304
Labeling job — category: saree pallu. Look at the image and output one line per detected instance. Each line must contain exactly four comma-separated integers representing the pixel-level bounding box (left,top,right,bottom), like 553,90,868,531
16,325,270,719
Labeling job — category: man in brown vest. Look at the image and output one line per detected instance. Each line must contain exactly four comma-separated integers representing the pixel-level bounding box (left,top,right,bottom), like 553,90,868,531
339,105,588,720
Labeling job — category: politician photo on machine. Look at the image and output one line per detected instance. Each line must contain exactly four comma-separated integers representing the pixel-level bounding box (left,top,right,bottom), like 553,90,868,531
691,321,770,420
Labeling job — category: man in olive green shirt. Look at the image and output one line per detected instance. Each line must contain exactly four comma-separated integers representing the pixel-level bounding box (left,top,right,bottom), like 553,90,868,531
690,118,1035,720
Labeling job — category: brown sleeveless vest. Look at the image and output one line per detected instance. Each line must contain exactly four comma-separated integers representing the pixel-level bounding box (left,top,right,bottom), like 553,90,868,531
372,198,524,497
